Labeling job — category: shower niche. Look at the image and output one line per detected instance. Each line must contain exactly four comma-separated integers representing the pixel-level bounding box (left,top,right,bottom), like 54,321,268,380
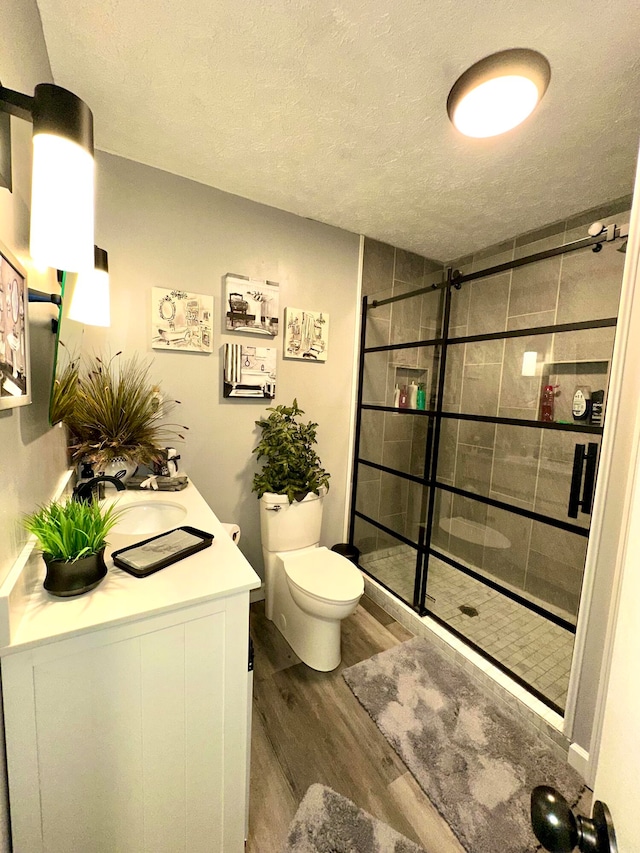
540,359,609,424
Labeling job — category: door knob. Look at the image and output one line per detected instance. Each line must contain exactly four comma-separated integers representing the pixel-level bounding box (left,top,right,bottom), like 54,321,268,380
530,786,618,853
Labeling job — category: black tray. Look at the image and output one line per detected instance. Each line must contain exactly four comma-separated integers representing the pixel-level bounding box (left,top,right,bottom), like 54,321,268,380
112,525,214,578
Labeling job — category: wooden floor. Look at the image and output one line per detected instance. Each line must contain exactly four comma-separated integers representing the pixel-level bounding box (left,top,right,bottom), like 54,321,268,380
247,596,466,853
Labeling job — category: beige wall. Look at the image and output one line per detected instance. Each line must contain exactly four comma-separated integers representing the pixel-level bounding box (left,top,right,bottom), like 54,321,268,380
0,2,70,850
64,151,361,579
0,2,69,588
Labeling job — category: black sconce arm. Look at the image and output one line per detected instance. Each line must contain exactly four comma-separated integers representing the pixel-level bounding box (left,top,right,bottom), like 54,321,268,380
0,86,35,123
28,289,62,306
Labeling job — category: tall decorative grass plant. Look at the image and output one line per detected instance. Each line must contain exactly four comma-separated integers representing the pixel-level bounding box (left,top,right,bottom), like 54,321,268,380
62,352,187,470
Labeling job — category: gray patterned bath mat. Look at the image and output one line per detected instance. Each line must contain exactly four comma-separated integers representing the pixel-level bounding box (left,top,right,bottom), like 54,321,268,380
342,636,585,853
282,783,425,853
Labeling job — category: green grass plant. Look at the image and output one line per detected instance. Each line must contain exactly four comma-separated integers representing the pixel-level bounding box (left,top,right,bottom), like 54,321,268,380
23,499,123,563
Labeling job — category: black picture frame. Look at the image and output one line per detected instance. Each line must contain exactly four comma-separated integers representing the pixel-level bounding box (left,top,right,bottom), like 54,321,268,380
0,239,31,409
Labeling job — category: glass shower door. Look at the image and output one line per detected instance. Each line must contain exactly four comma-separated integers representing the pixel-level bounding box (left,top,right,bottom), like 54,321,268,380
422,245,621,712
352,280,444,608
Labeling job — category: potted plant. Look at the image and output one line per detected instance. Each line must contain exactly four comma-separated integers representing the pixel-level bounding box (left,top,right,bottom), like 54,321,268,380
252,399,330,502
60,352,187,479
23,499,123,597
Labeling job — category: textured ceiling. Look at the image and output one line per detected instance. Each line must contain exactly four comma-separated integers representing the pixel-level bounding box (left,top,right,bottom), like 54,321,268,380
35,0,640,261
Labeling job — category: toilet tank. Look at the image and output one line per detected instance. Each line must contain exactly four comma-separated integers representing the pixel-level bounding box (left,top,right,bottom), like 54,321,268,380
259,491,324,552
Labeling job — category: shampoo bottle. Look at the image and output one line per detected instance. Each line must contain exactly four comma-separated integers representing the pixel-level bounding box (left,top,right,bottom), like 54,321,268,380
540,385,557,422
398,385,409,408
408,381,418,409
393,384,400,408
416,383,426,410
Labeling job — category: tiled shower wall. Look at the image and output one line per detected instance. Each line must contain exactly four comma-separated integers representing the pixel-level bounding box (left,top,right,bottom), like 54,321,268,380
357,196,630,619
358,241,444,550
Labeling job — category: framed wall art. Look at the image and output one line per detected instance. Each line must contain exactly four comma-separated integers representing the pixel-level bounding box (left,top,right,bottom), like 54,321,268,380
0,240,31,409
151,288,213,352
224,273,279,337
223,343,276,398
284,307,329,361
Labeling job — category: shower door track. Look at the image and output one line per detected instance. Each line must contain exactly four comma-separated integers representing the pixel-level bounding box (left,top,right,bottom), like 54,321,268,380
368,222,629,309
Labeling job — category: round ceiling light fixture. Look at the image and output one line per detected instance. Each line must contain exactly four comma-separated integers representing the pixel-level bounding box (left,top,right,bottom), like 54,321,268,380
447,48,551,138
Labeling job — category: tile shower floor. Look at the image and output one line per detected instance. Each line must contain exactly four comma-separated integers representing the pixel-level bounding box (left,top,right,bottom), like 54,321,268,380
360,546,575,709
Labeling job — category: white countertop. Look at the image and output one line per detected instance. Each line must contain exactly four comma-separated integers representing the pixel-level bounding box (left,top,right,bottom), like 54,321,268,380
0,477,260,655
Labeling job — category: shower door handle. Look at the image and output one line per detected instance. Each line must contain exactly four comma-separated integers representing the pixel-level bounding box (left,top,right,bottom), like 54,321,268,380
568,442,598,518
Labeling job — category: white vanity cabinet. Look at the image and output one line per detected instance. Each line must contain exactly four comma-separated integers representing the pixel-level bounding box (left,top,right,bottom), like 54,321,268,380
0,481,260,853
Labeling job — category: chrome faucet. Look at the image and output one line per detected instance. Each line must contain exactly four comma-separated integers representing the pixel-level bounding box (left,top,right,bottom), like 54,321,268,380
73,475,126,503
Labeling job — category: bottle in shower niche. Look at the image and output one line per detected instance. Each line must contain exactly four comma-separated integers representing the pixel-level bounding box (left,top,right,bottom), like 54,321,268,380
398,385,409,408
540,384,557,422
408,381,418,409
416,383,426,410
590,390,604,425
572,385,591,421
393,384,400,408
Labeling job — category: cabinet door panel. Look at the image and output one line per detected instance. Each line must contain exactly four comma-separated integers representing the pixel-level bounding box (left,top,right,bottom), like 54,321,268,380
140,623,187,852
184,613,226,852
34,638,145,852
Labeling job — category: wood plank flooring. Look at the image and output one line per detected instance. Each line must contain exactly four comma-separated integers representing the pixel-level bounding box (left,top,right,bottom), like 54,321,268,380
247,596,465,853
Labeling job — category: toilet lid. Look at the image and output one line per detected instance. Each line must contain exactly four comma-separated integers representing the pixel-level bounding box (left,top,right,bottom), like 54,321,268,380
283,547,364,602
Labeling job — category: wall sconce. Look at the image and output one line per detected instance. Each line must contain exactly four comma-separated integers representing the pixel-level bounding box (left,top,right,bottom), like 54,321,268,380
447,49,550,138
0,81,95,273
68,245,111,327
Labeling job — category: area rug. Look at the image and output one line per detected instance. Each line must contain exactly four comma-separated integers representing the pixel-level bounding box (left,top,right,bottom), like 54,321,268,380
282,783,426,853
342,637,585,853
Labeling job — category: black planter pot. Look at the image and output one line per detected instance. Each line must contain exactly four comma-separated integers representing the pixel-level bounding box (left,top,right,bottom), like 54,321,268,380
43,548,108,597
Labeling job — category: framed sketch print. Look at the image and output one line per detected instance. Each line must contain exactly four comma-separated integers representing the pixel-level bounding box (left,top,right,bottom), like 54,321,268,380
0,241,31,409
151,288,213,352
223,343,276,398
224,273,279,336
284,307,329,361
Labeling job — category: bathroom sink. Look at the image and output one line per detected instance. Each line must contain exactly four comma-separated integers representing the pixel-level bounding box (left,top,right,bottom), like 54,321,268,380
112,501,187,535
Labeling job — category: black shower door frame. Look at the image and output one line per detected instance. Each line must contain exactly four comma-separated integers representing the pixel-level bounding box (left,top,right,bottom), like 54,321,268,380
348,229,622,713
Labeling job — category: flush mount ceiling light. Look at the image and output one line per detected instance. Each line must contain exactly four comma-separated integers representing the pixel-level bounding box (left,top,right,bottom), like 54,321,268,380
447,49,551,138
68,246,111,327
0,82,95,273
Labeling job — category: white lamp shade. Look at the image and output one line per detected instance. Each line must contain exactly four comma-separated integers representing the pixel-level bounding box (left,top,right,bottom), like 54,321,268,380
30,132,95,273
68,267,110,327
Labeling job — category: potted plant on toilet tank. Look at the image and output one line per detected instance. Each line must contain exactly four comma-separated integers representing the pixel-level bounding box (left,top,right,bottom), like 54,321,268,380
252,399,330,502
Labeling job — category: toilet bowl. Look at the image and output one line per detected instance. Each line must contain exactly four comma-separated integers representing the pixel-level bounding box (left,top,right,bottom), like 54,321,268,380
260,492,364,671
271,546,364,671
286,548,364,620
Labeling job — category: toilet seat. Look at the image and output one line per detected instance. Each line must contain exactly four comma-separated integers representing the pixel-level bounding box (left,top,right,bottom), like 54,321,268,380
283,547,364,604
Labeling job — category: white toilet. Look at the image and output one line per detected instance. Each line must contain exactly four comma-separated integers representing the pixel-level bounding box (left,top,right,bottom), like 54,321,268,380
260,490,364,671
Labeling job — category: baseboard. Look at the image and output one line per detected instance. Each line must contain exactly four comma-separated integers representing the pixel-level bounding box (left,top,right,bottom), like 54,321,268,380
568,743,591,784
